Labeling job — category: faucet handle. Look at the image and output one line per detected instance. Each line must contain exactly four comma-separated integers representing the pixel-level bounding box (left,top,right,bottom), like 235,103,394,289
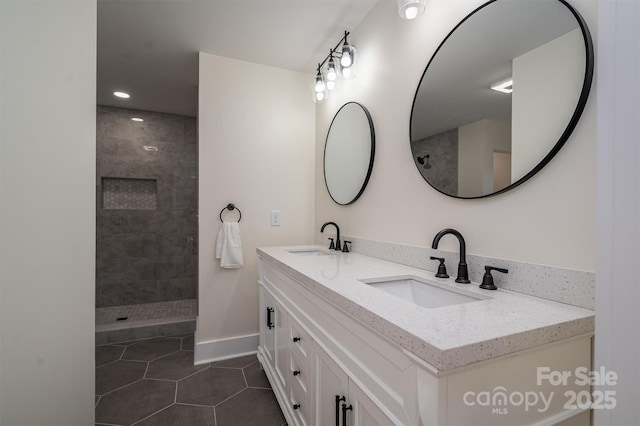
480,266,508,290
342,241,351,253
430,256,449,278
327,238,335,250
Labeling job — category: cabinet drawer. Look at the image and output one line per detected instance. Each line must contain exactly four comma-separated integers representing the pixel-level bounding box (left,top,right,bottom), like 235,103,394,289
290,366,312,426
290,317,312,365
290,351,310,396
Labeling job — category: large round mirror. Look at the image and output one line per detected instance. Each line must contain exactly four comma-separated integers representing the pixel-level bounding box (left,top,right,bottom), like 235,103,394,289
324,102,375,205
410,0,593,199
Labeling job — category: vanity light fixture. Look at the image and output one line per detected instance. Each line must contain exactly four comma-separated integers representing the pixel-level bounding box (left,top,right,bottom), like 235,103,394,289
490,77,513,94
113,91,130,99
397,0,427,20
312,31,357,103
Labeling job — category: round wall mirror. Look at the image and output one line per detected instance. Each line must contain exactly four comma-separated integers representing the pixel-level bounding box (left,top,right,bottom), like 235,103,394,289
324,102,375,205
410,0,594,199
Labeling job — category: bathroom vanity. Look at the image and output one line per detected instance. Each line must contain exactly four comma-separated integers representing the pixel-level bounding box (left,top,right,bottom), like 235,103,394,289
257,246,594,426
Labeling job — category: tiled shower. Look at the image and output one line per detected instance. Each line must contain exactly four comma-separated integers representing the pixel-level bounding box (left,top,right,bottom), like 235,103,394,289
95,106,198,343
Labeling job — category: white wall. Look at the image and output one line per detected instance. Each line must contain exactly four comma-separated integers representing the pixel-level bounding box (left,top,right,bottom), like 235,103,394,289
458,119,510,196
512,28,584,181
0,1,96,425
197,53,315,359
314,0,596,272
595,0,640,423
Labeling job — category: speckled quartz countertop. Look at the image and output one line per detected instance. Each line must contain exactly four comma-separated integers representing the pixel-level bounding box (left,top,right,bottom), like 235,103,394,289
257,245,595,372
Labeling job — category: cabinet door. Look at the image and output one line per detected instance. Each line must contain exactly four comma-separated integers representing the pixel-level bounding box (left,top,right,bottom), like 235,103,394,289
261,287,276,368
348,380,395,426
314,346,349,426
274,301,289,388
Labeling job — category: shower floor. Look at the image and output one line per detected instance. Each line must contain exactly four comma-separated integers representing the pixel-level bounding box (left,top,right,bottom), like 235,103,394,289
96,299,197,345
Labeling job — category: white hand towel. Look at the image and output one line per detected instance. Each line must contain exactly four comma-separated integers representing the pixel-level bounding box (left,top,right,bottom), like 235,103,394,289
216,222,243,268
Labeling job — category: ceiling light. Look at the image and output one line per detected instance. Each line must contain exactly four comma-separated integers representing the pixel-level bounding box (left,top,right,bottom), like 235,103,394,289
397,0,426,20
143,145,158,152
131,117,144,122
490,78,513,94
113,91,130,99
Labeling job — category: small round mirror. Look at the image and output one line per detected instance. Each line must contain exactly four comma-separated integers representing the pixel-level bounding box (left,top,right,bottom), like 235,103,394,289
324,102,375,205
410,0,593,199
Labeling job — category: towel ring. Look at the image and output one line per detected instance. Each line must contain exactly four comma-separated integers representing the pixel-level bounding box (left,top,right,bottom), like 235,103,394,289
220,203,241,223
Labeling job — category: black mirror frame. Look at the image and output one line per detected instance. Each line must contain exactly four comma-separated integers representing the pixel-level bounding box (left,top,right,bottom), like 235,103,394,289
323,102,376,206
409,0,594,200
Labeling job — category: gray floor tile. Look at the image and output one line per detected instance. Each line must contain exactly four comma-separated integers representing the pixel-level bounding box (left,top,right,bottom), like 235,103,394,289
216,388,285,426
96,360,147,395
122,337,181,361
134,404,215,426
96,379,176,426
96,344,125,367
146,350,207,381
243,361,271,388
181,334,194,351
176,367,246,406
210,354,256,369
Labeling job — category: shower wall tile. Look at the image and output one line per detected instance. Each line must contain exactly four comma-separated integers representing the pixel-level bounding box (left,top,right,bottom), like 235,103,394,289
96,106,198,308
158,278,197,301
184,255,198,278
129,257,157,280
155,256,184,280
101,235,143,259
96,258,131,285
158,234,188,256
98,211,130,235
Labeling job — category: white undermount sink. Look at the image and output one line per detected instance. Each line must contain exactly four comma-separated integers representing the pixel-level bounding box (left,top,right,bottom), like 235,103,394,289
361,276,486,309
287,248,331,256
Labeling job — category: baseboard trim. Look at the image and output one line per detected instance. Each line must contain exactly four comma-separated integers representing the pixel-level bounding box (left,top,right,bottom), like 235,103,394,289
194,331,259,365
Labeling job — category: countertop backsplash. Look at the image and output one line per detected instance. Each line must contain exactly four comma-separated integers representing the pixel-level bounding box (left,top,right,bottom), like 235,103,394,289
317,234,595,310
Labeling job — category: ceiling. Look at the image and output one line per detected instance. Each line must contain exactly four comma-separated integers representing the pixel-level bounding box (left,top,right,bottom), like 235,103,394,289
97,0,378,117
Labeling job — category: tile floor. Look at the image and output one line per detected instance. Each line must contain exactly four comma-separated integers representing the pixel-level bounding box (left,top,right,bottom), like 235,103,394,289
95,334,285,426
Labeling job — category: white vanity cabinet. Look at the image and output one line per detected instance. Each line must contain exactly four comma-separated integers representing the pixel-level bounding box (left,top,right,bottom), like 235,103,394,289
257,251,594,426
258,260,412,425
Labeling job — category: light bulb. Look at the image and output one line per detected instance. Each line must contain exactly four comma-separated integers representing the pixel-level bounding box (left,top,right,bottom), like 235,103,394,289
341,49,352,68
314,73,326,93
341,66,355,80
327,59,337,81
326,80,336,91
404,5,419,19
314,90,326,103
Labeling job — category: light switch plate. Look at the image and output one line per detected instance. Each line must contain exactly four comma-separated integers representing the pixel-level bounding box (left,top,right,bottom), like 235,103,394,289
270,210,281,227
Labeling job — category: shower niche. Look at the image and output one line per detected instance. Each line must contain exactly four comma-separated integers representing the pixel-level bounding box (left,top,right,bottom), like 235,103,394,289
102,177,158,210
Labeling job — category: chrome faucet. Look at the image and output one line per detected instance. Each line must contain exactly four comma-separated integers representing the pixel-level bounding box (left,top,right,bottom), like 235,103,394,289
320,221,341,251
431,228,470,283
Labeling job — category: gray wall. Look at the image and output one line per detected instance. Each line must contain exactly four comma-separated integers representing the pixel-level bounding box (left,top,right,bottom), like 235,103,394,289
411,128,458,196
96,106,197,307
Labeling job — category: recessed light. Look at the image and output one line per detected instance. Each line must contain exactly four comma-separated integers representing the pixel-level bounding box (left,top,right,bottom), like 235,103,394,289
490,78,513,94
113,91,130,99
131,117,144,122
143,146,158,152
